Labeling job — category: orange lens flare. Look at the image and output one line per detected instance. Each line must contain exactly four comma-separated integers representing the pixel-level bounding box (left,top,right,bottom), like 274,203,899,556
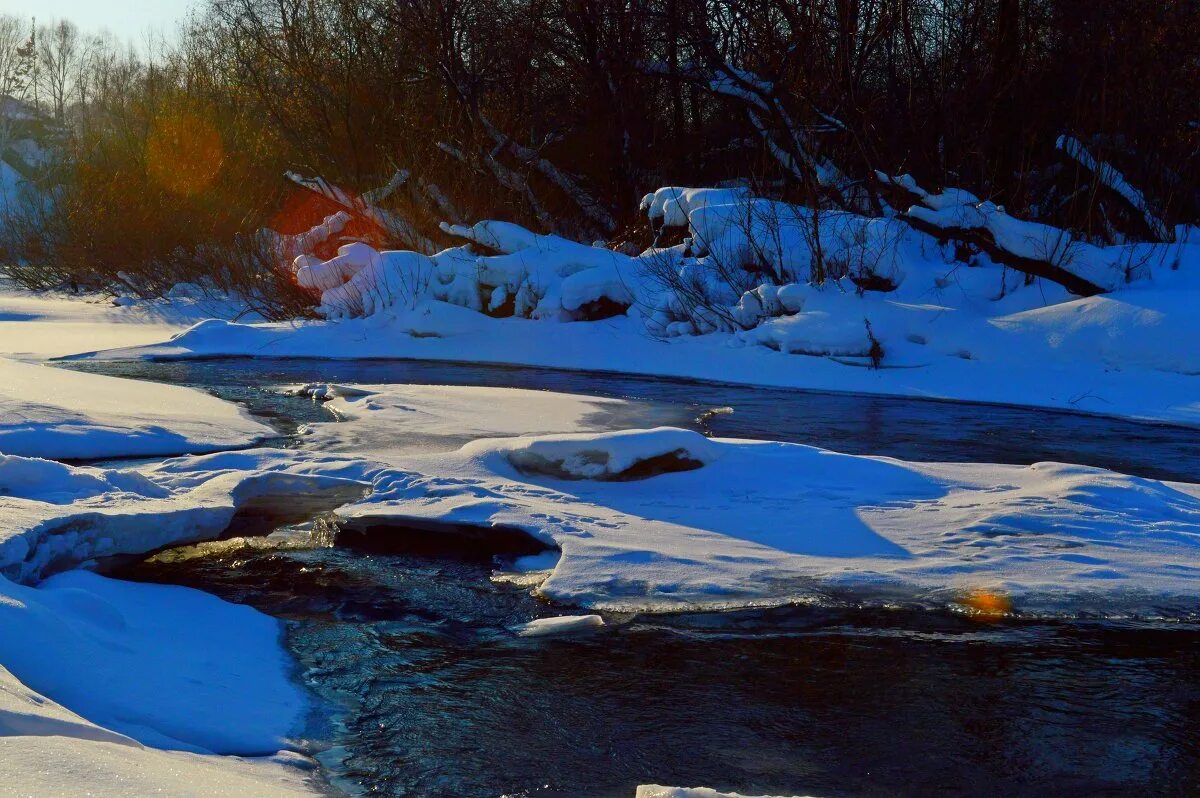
960,589,1013,618
146,113,223,196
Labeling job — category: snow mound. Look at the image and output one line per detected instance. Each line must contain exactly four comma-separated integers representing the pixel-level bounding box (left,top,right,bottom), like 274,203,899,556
990,289,1200,374
475,427,720,480
511,614,605,637
0,664,314,797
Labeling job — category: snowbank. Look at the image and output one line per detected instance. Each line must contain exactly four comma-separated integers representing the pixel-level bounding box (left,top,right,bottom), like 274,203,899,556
0,282,255,360
0,663,315,797
91,299,1200,427
0,450,368,792
85,183,1200,427
0,357,275,460
0,570,307,754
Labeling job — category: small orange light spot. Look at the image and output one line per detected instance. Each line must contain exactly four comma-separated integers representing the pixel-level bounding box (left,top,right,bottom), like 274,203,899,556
146,113,223,196
961,589,1012,618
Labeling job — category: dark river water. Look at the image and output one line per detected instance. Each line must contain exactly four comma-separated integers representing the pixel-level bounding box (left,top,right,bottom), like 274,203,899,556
69,358,1200,797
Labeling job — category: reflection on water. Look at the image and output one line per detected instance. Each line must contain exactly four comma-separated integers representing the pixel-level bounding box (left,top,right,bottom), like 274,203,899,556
68,357,1200,482
116,532,1200,798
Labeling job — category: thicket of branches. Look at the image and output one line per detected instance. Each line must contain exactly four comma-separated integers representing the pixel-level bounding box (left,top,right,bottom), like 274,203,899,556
1,0,1197,304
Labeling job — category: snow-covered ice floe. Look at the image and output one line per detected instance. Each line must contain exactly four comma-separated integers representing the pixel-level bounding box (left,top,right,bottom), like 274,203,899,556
637,787,817,798
11,381,1200,617
334,423,1200,616
511,614,606,637
228,384,1200,618
0,357,274,460
284,381,633,456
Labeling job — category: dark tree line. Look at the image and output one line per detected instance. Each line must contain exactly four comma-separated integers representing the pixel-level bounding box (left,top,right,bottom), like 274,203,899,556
3,0,1198,300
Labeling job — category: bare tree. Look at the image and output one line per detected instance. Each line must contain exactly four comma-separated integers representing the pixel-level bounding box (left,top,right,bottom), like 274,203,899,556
0,15,35,100
37,18,80,120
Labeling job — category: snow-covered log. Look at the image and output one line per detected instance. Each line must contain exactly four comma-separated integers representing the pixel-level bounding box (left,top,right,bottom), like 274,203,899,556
259,210,352,264
880,172,1113,295
294,218,641,321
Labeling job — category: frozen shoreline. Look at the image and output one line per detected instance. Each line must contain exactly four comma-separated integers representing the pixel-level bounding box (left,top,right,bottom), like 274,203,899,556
75,302,1200,428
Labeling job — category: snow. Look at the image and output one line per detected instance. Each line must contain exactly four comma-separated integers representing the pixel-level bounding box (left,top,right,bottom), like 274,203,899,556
637,787,815,798
3,176,1199,791
0,570,307,754
0,282,249,361
285,381,631,456
0,663,315,797
0,357,275,460
75,182,1200,428
88,298,1200,427
511,614,605,637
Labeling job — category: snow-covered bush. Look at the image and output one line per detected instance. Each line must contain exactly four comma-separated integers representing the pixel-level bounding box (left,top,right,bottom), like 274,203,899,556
286,182,1197,371
291,219,644,321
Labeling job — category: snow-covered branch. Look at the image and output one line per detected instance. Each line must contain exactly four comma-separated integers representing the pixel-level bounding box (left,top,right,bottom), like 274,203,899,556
286,171,436,254
479,116,617,236
645,60,860,212
1056,135,1171,242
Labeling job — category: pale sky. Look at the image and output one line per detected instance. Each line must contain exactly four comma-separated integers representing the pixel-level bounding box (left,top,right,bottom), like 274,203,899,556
0,0,197,47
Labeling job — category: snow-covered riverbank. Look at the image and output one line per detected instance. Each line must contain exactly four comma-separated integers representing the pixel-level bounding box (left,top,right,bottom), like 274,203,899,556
73,185,1200,427
84,296,1200,427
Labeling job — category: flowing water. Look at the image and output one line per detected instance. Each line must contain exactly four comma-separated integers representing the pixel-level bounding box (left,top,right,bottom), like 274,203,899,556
71,358,1200,797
